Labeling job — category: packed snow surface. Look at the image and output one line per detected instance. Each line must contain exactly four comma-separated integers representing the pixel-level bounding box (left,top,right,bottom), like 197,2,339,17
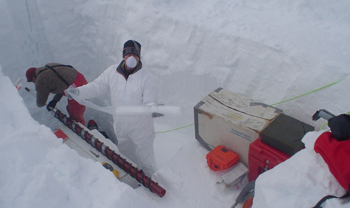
1,0,350,207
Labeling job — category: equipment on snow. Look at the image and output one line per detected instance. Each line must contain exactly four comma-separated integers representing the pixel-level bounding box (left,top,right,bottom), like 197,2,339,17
313,109,350,141
54,125,140,188
206,145,239,171
25,87,37,98
25,87,166,197
65,87,180,117
194,87,282,167
220,162,248,188
102,162,119,179
13,78,22,90
248,137,290,182
51,108,166,197
312,109,336,121
242,196,253,208
152,112,164,118
260,113,314,156
231,180,255,208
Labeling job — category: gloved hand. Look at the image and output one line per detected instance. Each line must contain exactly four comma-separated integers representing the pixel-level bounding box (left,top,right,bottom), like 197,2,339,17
47,100,58,111
64,88,79,100
152,112,164,118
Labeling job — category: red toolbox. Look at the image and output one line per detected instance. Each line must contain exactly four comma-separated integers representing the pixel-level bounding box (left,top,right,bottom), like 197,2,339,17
248,137,290,181
206,145,239,171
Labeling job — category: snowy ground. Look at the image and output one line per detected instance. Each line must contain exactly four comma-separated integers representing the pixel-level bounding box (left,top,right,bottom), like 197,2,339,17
1,0,350,207
0,73,243,208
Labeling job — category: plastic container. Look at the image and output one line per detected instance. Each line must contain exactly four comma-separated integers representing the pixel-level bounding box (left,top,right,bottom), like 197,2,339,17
248,137,290,181
206,145,239,171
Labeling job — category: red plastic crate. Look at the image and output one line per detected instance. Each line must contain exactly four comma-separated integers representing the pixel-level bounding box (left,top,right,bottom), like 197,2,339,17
248,137,290,181
206,145,239,171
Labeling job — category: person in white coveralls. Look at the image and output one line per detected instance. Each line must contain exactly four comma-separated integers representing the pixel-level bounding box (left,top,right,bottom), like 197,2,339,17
65,40,159,177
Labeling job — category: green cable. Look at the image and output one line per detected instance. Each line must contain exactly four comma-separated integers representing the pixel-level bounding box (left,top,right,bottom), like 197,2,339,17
270,79,343,131
270,79,344,106
320,122,328,130
156,123,194,134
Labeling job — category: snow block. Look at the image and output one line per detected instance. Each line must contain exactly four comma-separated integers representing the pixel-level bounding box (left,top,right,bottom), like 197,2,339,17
260,113,314,156
194,87,282,166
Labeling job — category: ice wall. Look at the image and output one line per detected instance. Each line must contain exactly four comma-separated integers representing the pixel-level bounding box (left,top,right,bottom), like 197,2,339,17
1,0,349,132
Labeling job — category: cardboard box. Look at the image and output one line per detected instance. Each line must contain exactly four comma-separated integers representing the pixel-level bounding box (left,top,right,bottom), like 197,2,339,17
260,113,315,156
248,137,290,181
194,88,282,166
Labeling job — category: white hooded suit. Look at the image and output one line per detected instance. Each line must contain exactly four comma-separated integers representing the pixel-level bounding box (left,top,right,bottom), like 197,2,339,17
77,62,158,176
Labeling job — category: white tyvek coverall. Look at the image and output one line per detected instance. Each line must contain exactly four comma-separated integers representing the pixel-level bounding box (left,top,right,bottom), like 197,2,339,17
77,63,158,176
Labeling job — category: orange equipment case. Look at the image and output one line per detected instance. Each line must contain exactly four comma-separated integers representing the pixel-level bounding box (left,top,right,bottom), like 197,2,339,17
206,145,239,171
248,137,290,181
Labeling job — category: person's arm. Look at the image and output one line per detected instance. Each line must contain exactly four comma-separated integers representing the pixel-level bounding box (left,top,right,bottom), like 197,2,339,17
143,73,163,118
35,82,51,107
78,66,114,99
143,72,159,106
53,93,64,102
45,93,64,111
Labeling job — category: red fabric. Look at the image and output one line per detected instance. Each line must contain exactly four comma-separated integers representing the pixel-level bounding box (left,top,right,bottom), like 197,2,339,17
66,72,88,125
314,132,350,191
88,119,97,127
26,67,37,81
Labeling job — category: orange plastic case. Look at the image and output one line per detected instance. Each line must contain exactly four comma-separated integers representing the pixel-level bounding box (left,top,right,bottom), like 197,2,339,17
206,145,239,171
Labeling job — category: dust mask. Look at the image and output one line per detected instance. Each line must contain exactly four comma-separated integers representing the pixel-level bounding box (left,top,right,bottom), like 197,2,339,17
126,56,137,69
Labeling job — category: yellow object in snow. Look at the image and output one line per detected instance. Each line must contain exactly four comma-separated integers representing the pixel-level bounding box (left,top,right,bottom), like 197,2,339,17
102,162,119,179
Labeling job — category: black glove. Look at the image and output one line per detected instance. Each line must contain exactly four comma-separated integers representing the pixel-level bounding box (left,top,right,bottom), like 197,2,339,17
152,112,164,118
47,100,58,111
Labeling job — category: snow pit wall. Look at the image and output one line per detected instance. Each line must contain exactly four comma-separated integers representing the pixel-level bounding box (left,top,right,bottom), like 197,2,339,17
0,0,348,130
